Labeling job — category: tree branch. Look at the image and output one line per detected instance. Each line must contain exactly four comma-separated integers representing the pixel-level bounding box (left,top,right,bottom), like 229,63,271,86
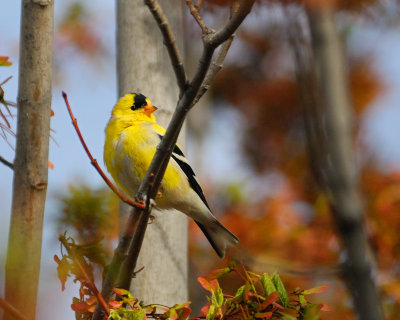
185,0,208,33
92,1,255,318
144,0,187,95
194,35,234,106
0,155,14,170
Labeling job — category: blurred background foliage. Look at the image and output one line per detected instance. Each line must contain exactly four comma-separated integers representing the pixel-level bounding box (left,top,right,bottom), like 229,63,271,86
2,0,400,319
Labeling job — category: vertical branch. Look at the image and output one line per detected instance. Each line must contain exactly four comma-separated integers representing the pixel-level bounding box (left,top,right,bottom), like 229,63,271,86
306,5,384,320
5,1,54,320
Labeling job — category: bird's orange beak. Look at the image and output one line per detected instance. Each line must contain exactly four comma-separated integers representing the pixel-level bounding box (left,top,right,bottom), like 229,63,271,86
144,104,158,116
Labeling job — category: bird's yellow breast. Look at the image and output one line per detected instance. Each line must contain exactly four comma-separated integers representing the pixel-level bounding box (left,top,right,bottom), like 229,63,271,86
104,116,183,201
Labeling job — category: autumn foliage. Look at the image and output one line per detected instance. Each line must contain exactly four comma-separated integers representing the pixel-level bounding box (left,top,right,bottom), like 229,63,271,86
54,234,328,319
48,0,399,319
185,1,398,319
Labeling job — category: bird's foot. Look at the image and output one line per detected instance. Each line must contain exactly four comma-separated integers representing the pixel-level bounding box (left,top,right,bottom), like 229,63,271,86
149,214,155,224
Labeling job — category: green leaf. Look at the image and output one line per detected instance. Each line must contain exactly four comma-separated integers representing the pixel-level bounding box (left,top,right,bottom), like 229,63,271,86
298,294,307,307
215,288,224,307
109,309,145,320
260,274,276,296
272,273,289,307
206,304,216,320
282,314,297,320
303,304,321,320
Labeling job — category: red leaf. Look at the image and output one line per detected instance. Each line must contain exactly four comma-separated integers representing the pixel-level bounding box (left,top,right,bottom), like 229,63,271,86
254,311,273,319
303,285,329,295
113,288,130,296
200,303,210,316
109,300,123,309
54,255,61,264
198,276,219,292
259,292,279,310
176,307,192,320
320,304,332,312
71,301,91,311
204,267,231,280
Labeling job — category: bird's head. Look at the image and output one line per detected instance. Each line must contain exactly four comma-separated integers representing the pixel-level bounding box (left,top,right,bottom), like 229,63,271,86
112,93,158,121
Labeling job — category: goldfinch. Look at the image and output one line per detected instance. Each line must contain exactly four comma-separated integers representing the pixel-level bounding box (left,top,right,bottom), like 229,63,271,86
104,93,239,258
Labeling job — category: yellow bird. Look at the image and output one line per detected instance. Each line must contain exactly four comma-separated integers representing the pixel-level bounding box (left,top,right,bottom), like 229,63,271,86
104,93,238,258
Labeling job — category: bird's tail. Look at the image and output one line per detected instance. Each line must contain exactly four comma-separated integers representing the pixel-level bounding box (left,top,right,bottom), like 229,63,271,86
195,218,239,258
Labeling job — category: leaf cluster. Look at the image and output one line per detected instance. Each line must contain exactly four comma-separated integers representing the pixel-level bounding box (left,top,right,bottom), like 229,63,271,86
55,237,328,320
55,234,110,319
197,264,329,320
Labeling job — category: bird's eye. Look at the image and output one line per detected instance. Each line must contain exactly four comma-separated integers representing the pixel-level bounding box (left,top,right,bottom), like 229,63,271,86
131,93,147,111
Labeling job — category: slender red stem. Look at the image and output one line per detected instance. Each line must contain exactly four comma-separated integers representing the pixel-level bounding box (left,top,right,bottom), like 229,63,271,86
62,91,145,209
73,255,110,315
0,297,29,320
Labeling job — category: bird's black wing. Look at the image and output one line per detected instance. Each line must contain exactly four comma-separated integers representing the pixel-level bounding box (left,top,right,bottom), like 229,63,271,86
157,134,210,210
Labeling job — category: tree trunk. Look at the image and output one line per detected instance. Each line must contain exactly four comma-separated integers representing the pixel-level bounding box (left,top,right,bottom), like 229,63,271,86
306,4,384,320
5,0,54,319
115,0,188,305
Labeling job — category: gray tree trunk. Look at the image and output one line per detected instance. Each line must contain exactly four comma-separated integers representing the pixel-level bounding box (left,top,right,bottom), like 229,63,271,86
307,5,384,320
115,0,188,305
5,0,54,319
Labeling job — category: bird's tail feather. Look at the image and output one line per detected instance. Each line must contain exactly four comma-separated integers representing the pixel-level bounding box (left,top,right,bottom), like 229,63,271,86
195,219,239,258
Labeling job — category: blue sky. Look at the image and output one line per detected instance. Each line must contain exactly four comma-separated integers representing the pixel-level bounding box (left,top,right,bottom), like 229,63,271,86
1,2,400,319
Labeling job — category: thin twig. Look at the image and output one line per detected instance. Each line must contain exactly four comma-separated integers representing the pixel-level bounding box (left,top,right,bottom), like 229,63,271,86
0,155,14,170
194,35,234,106
0,297,29,320
59,237,110,315
185,0,208,33
144,0,187,95
62,92,145,210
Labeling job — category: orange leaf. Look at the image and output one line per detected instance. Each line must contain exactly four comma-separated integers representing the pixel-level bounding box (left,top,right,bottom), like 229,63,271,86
200,303,210,316
0,56,12,66
259,292,279,310
320,303,332,312
198,276,219,292
48,161,54,169
303,285,329,295
204,267,231,280
109,300,123,309
71,301,91,311
254,311,273,319
113,288,130,297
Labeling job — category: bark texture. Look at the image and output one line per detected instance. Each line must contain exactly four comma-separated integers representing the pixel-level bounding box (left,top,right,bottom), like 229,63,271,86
115,0,188,305
5,0,54,319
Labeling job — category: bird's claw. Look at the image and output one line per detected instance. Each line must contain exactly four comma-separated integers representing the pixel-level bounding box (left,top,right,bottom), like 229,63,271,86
149,214,155,224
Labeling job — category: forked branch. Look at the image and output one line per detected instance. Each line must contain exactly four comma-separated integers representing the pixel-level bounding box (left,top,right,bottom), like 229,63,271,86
92,1,255,319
